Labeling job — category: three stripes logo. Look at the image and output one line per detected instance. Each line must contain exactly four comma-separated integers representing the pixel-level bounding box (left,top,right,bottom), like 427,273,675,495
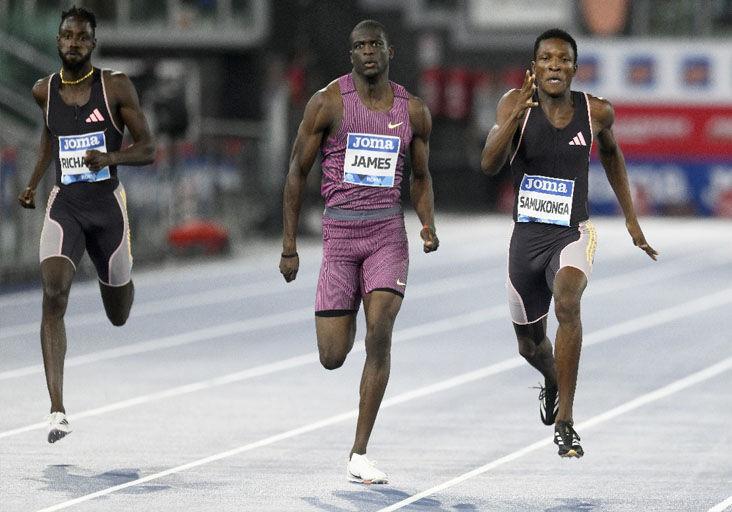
85,108,105,123
568,131,587,146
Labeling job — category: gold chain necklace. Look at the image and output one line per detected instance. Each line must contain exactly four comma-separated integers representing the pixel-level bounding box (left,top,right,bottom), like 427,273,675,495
60,67,94,85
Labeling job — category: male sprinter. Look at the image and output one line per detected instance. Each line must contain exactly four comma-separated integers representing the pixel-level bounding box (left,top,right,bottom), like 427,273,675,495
480,29,657,457
18,6,155,443
279,20,438,483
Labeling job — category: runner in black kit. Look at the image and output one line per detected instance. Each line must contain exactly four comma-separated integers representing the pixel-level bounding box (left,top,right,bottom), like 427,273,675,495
18,6,155,443
480,29,657,457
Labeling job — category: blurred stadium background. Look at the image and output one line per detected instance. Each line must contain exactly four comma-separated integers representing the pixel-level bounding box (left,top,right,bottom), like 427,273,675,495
0,0,730,286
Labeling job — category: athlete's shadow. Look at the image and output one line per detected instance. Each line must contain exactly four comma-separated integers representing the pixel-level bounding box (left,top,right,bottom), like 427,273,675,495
544,498,602,511
302,486,479,511
34,464,170,496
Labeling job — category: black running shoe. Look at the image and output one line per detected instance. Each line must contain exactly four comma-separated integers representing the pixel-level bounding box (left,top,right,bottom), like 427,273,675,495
554,420,583,458
538,382,558,426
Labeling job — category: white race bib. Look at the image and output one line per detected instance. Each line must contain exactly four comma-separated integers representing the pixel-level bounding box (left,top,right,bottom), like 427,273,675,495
59,130,110,185
517,174,574,226
343,133,400,188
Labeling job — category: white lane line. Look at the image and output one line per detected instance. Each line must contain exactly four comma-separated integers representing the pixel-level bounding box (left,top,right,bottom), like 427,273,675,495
0,270,501,381
0,249,501,341
1,246,726,380
0,307,504,439
0,227,503,309
709,496,732,512
32,355,732,512
376,356,732,512
5,283,732,441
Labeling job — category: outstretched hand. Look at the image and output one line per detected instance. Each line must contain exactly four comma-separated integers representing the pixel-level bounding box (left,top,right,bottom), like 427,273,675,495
18,187,36,209
420,226,439,253
279,253,299,282
512,70,538,121
627,219,658,261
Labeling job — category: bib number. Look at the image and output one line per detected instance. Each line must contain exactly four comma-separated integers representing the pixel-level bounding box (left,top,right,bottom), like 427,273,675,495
343,133,400,188
517,174,574,226
59,131,110,185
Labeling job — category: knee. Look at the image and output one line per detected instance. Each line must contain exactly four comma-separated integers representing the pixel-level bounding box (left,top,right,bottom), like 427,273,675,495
42,285,69,317
320,351,347,370
517,337,537,359
554,295,581,325
107,313,128,327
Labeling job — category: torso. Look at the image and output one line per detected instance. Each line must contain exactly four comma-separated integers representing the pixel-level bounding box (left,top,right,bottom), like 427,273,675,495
320,73,413,210
46,68,124,197
510,90,592,227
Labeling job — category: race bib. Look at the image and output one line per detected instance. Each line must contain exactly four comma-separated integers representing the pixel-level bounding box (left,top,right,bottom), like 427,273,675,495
517,174,574,226
343,133,400,188
59,130,110,185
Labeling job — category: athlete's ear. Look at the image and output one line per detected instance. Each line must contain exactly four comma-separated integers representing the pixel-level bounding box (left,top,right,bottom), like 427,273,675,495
531,60,536,74
388,46,395,60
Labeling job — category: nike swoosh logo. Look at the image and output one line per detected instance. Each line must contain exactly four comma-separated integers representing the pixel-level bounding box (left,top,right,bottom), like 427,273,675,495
388,122,403,129
396,279,406,286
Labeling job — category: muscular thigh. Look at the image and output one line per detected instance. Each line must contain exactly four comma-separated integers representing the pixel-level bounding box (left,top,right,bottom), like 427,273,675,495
40,187,86,269
82,184,132,286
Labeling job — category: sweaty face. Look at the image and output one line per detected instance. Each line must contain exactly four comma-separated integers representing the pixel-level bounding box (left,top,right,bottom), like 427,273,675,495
57,17,95,72
350,28,391,79
532,38,576,97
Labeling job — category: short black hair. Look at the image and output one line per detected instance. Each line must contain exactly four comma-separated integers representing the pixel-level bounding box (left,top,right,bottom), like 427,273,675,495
534,28,577,64
351,19,389,46
60,6,97,36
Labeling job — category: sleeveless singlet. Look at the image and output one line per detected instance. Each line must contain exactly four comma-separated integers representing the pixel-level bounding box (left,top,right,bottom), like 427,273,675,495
510,90,593,227
46,68,124,197
320,73,412,211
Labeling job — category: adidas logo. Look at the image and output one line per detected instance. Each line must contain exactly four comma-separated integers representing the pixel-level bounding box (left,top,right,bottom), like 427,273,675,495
568,131,586,146
85,108,105,123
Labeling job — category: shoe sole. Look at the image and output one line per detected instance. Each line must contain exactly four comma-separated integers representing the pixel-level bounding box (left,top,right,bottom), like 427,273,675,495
348,473,388,485
559,449,583,458
48,429,71,444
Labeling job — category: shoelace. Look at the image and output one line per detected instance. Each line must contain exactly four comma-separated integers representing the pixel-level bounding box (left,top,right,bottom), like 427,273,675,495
557,423,581,444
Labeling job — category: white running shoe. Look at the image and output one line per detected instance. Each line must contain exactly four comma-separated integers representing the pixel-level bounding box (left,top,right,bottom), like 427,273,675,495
47,412,71,443
347,453,388,484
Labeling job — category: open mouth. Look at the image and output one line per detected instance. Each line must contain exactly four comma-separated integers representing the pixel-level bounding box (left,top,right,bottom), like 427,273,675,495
546,77,562,85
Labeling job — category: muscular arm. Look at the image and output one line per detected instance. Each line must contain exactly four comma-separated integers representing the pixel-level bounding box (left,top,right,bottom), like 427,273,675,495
408,96,438,252
84,72,155,171
480,71,537,176
592,96,657,260
279,86,337,281
18,78,53,209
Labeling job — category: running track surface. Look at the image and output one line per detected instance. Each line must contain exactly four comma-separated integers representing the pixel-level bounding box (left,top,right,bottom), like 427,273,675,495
1,214,730,512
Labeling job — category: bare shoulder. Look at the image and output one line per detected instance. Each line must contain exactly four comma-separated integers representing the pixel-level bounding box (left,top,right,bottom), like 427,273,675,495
103,69,136,95
407,93,431,136
588,93,614,125
31,75,52,107
302,79,341,130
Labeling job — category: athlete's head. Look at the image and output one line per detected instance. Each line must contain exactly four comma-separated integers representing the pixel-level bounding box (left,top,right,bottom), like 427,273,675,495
57,6,97,72
349,20,393,79
532,29,577,97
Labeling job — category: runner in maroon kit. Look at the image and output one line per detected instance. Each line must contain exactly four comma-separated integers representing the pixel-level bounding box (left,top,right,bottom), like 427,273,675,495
279,19,438,483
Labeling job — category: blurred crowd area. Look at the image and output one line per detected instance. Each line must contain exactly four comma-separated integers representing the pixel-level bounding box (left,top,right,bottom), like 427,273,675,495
1,0,731,284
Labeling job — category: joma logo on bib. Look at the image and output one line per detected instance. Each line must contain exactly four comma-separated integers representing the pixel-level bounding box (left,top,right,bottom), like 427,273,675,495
522,176,570,195
343,133,401,188
348,135,397,151
60,134,102,151
58,131,110,185
517,174,575,226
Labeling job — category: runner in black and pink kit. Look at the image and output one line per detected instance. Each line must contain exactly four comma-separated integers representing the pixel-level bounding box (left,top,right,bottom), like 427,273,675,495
18,6,155,443
481,29,657,458
279,19,438,483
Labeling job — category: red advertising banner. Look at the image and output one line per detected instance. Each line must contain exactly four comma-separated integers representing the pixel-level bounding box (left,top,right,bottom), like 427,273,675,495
611,104,732,160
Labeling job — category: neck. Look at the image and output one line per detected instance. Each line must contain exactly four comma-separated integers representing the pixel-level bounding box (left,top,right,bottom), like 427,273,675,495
62,62,93,81
351,71,390,99
538,88,572,109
